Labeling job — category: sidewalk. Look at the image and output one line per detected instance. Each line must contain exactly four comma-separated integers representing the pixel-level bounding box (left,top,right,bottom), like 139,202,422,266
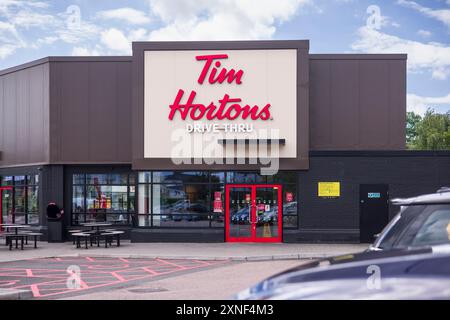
0,242,368,262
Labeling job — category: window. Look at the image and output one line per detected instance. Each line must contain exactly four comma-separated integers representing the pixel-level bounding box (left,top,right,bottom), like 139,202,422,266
136,171,298,229
282,184,298,229
137,172,225,228
412,205,450,247
0,174,40,225
71,173,135,225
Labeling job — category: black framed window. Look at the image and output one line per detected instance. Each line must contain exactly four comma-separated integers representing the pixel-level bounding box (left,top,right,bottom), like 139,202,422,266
71,173,135,225
0,175,40,225
136,171,298,229
137,171,225,228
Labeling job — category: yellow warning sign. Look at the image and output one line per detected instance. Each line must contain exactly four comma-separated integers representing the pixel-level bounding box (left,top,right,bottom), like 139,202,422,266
318,182,340,197
263,224,272,238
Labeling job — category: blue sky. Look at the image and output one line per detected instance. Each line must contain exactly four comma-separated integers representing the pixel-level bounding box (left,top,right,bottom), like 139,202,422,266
0,0,449,115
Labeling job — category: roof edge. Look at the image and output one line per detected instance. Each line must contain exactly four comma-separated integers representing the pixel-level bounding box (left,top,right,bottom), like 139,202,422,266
0,56,132,76
310,54,407,60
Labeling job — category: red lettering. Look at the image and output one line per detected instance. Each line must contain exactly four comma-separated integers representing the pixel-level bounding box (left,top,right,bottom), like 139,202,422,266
168,89,271,121
196,54,243,85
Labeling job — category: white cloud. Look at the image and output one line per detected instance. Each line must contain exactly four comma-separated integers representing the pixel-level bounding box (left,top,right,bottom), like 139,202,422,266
147,0,309,40
407,93,450,115
100,28,131,54
10,10,58,29
72,46,101,56
417,29,431,37
352,26,450,80
97,8,151,25
0,21,25,59
397,0,450,29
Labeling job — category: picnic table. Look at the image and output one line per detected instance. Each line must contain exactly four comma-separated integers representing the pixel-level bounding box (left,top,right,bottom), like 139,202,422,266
80,222,113,233
0,224,42,250
0,224,30,234
72,223,124,249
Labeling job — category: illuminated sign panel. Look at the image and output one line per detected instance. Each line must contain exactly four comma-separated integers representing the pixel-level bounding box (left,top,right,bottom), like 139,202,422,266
144,49,297,159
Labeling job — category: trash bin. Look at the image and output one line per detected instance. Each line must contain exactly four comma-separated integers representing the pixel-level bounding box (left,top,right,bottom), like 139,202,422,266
46,202,64,243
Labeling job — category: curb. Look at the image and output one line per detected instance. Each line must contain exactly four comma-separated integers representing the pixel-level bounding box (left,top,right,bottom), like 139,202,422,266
0,289,33,300
73,253,324,261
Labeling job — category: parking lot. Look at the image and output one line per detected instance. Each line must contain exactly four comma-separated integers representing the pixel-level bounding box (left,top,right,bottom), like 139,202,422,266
0,256,231,299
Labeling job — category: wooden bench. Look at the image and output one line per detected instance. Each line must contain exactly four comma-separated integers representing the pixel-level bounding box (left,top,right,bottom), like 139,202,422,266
100,231,125,248
72,233,92,249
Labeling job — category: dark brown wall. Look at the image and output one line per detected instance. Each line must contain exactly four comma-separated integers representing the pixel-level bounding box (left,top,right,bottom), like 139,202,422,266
309,54,406,150
0,49,407,169
49,58,132,164
0,62,50,167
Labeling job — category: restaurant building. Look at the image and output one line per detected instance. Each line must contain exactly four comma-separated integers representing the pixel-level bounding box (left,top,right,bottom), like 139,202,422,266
0,40,449,243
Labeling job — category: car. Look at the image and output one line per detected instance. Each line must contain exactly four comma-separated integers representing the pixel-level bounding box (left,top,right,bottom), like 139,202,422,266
369,187,450,251
235,244,450,300
231,207,249,224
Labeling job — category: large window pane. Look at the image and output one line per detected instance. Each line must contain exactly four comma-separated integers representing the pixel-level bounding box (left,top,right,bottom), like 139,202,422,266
28,214,40,225
14,187,26,213
87,174,108,185
135,214,151,227
210,172,225,183
72,186,85,212
27,174,39,185
129,185,135,212
138,184,151,214
27,186,39,213
153,171,209,184
138,172,151,183
152,172,175,183
283,185,298,216
14,176,26,185
86,186,128,213
14,213,26,224
283,216,298,228
86,173,128,185
153,214,210,228
73,174,85,185
227,172,260,183
1,176,13,186
210,183,225,228
152,184,209,227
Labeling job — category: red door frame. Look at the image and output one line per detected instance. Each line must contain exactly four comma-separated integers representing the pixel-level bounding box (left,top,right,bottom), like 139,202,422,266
0,187,13,225
225,184,282,243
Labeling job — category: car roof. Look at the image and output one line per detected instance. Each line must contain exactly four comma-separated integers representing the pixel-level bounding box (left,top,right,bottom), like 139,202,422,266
391,187,450,205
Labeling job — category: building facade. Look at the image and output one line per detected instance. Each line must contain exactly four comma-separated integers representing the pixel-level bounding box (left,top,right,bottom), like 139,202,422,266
0,40,449,243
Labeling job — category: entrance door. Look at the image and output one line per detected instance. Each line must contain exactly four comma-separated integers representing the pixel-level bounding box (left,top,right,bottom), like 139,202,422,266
0,187,13,225
226,184,282,242
359,184,389,243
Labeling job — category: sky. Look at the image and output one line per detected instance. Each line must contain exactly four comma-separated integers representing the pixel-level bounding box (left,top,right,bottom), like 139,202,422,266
0,0,449,115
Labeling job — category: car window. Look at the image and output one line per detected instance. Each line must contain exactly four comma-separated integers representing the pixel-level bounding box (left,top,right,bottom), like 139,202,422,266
375,205,424,250
411,206,450,247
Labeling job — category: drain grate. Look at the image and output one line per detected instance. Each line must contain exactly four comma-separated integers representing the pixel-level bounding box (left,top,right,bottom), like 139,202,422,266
128,287,168,293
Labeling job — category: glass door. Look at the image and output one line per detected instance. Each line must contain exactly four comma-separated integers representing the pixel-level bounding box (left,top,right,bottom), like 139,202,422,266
226,184,282,242
0,187,13,225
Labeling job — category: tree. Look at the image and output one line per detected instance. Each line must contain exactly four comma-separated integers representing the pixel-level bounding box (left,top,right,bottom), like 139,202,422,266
406,111,421,148
410,109,450,150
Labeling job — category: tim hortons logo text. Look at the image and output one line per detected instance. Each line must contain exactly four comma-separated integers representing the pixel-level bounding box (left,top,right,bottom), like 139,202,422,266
168,54,272,121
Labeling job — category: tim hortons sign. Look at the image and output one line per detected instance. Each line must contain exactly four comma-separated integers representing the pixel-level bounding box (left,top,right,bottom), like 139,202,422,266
168,54,272,122
144,49,297,159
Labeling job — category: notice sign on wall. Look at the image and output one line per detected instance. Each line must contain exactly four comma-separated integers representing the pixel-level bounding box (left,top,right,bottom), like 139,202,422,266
318,182,340,197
